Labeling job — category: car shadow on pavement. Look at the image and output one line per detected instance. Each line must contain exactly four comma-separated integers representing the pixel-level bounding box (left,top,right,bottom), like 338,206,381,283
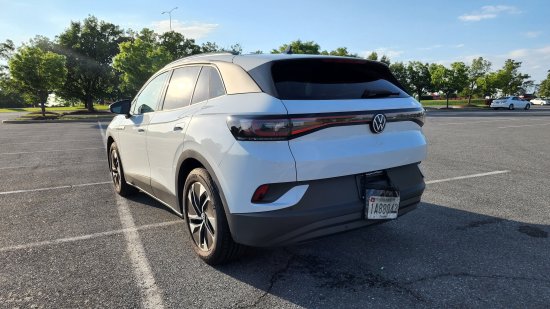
213,202,550,308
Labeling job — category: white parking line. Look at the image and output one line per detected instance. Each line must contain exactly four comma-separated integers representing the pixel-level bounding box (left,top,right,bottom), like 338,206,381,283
116,195,166,309
0,181,111,195
426,170,510,184
0,147,104,155
0,220,181,253
439,118,515,125
1,139,101,145
497,123,550,129
98,121,165,309
0,160,105,170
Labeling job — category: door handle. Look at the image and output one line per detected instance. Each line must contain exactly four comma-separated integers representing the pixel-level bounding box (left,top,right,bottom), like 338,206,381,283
173,122,187,132
137,128,145,133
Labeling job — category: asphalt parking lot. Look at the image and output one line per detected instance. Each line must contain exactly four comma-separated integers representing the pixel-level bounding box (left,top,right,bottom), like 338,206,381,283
1,107,549,308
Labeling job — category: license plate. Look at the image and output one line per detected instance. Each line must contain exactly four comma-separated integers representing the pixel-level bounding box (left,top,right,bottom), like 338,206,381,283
366,195,400,219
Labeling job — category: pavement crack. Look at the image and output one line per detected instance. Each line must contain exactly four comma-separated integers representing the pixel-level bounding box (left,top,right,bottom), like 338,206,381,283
233,250,296,309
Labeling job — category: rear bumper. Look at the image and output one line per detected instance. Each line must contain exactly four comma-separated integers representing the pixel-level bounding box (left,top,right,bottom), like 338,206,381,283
226,163,424,247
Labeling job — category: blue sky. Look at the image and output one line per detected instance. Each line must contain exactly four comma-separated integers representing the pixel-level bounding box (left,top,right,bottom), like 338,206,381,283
1,0,549,82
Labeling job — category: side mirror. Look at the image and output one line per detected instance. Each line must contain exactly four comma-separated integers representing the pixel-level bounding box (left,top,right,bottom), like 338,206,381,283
109,99,131,116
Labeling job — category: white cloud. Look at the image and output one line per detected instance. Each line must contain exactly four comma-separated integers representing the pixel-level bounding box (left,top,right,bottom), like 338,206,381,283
363,47,404,59
509,49,529,58
459,5,520,22
523,31,542,38
454,43,465,48
151,19,218,39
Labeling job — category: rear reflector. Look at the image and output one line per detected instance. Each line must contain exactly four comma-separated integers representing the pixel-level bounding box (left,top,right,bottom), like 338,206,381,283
251,184,270,203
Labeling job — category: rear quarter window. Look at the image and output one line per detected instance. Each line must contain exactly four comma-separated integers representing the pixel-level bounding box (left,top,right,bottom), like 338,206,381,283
271,59,408,100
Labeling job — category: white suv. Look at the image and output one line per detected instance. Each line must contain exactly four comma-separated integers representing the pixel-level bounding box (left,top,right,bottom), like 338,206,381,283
107,53,427,264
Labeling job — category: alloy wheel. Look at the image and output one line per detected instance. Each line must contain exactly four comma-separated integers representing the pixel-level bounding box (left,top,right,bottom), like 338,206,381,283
186,182,216,251
110,149,121,189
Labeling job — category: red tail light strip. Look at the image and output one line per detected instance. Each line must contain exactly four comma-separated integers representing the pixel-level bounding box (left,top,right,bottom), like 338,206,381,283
227,107,424,141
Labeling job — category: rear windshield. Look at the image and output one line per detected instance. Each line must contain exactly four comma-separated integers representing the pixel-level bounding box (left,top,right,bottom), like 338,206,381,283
271,59,408,100
496,97,510,100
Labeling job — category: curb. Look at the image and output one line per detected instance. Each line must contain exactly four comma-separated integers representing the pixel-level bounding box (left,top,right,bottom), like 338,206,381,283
2,117,113,124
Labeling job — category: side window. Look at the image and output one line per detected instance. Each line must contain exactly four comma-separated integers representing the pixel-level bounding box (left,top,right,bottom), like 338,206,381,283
163,66,201,110
191,66,226,104
191,67,209,104
133,72,169,114
209,67,226,99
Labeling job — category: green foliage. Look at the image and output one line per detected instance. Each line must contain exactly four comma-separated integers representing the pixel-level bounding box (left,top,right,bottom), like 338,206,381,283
159,31,201,59
379,55,391,66
366,52,378,61
389,62,410,92
538,71,550,98
56,16,126,111
113,32,172,96
320,47,358,57
430,62,469,107
466,57,491,103
494,59,530,96
406,61,431,101
8,45,67,114
272,40,321,54
201,42,221,53
0,77,26,107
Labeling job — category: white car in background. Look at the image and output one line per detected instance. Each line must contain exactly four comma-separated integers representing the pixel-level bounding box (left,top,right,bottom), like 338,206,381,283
106,53,427,264
530,98,548,105
490,96,531,110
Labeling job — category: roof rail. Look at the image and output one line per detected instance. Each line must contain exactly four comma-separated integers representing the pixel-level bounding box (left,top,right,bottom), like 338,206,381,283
163,51,238,68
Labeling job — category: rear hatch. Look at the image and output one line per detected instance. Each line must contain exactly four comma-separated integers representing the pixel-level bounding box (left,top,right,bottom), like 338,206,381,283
271,58,427,181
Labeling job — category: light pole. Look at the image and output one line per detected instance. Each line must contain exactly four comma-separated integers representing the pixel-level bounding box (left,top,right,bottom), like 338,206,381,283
162,7,178,31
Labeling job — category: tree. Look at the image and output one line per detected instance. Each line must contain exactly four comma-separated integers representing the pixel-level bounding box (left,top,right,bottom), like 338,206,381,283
407,61,431,102
320,47,358,57
9,45,66,116
465,57,491,105
159,31,201,60
379,55,391,66
494,59,530,96
430,62,469,108
476,72,499,98
201,42,221,53
56,16,126,111
366,51,378,61
0,39,15,79
271,40,321,54
113,35,171,97
389,62,410,93
539,71,550,98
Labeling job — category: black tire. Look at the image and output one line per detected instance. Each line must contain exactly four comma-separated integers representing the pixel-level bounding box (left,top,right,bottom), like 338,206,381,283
109,142,137,197
508,104,514,110
525,104,530,110
183,168,245,265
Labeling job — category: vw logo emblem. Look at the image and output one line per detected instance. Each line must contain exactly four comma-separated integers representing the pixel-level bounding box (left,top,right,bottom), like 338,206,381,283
370,114,387,134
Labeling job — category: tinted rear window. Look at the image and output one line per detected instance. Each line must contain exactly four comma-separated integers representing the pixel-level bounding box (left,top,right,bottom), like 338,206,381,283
271,59,408,100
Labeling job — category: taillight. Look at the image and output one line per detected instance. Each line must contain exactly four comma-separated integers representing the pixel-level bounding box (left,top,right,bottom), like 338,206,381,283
227,117,291,141
227,115,369,140
227,108,424,141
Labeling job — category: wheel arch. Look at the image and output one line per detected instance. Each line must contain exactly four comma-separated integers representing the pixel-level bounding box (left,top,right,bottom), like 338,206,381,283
175,150,231,219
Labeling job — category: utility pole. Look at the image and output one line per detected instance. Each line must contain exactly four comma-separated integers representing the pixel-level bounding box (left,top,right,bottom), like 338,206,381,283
161,7,178,31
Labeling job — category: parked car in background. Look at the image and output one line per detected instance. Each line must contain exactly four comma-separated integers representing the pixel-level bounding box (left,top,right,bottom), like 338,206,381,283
106,53,428,264
490,96,531,110
530,98,548,105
